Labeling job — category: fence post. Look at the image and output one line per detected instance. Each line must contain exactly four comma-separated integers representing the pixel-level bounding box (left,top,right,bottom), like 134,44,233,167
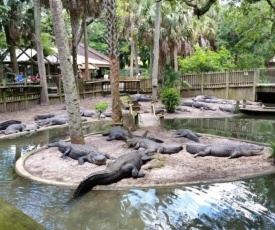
226,71,229,99
253,69,259,101
201,73,204,95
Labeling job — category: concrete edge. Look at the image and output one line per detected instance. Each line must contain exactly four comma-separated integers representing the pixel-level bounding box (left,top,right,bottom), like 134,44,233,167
15,146,78,188
15,135,275,190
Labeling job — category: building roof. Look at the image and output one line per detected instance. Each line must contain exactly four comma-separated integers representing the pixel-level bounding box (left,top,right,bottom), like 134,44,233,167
1,44,110,68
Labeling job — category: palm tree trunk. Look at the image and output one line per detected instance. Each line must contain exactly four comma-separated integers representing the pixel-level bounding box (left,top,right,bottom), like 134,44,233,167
49,0,84,144
34,0,49,106
151,0,161,101
130,38,134,78
173,44,178,72
134,41,140,75
104,0,122,124
4,25,19,75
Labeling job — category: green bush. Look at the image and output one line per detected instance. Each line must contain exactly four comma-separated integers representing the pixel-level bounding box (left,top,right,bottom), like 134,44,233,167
269,141,275,164
160,88,180,113
178,45,235,74
95,102,108,113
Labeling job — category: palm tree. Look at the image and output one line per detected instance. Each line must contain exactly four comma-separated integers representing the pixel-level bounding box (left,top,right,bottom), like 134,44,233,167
151,0,161,100
34,0,49,105
49,0,84,144
62,0,103,76
0,0,34,74
103,0,122,124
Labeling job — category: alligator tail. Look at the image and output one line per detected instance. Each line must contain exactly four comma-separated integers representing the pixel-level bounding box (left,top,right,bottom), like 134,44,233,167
73,170,122,199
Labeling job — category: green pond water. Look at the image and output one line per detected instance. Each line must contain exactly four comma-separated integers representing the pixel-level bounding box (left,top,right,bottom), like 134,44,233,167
0,115,275,229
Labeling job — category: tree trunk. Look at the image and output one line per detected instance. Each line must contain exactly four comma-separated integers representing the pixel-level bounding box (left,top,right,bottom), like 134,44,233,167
84,18,89,80
34,0,49,106
151,0,161,101
4,25,19,75
49,0,84,144
130,38,134,78
70,11,79,77
173,44,178,72
134,41,140,75
104,0,122,124
110,55,122,123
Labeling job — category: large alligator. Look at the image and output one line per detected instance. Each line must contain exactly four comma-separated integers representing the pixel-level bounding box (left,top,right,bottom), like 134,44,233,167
181,101,216,111
174,129,200,142
102,126,129,141
23,123,40,132
102,126,163,143
127,137,183,154
0,123,26,135
72,149,153,199
47,140,114,165
186,142,264,158
193,95,236,104
130,94,152,102
0,120,21,130
219,105,236,113
36,115,87,126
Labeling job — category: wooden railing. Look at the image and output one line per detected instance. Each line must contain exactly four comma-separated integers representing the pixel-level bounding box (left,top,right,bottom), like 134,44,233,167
0,69,274,113
0,82,41,113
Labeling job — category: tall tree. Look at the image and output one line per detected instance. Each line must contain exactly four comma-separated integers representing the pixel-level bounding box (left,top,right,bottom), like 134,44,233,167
104,0,122,124
62,0,102,76
0,0,33,74
34,0,49,106
49,0,84,144
151,0,161,101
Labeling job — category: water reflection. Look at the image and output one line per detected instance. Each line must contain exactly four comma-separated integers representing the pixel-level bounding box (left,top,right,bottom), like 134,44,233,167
0,121,275,229
164,114,275,143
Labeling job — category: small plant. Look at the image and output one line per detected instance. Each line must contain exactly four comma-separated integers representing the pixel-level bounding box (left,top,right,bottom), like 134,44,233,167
269,141,275,164
160,88,180,113
95,102,108,118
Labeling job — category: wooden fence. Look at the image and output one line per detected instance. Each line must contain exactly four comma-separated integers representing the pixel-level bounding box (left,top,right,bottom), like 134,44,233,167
181,69,259,101
0,82,41,113
0,69,272,113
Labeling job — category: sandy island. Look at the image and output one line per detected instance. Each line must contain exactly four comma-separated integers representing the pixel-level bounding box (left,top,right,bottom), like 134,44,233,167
1,96,273,188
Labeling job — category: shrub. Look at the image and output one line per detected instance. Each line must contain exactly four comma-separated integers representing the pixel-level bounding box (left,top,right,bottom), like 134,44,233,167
178,45,235,74
160,88,180,113
269,141,275,164
95,102,108,113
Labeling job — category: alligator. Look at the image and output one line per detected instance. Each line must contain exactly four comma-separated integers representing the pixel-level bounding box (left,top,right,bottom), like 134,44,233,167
193,95,236,104
47,140,114,165
127,137,183,155
181,101,216,110
219,105,236,113
186,142,264,158
102,126,129,141
0,123,26,135
36,116,87,126
174,129,200,142
0,120,21,130
22,123,40,132
130,94,152,102
72,149,153,199
34,112,67,121
102,126,163,143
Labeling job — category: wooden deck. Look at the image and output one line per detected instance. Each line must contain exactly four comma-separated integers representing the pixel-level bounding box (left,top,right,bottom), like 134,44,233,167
239,106,275,115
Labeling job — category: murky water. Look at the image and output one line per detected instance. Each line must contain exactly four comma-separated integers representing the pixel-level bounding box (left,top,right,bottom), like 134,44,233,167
164,114,275,143
1,117,275,229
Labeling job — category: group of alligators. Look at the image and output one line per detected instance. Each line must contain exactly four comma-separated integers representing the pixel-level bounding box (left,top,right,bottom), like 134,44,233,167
44,125,265,202
0,94,266,203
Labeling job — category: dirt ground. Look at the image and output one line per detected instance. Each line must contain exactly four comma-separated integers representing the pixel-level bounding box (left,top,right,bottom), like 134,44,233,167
2,95,274,188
